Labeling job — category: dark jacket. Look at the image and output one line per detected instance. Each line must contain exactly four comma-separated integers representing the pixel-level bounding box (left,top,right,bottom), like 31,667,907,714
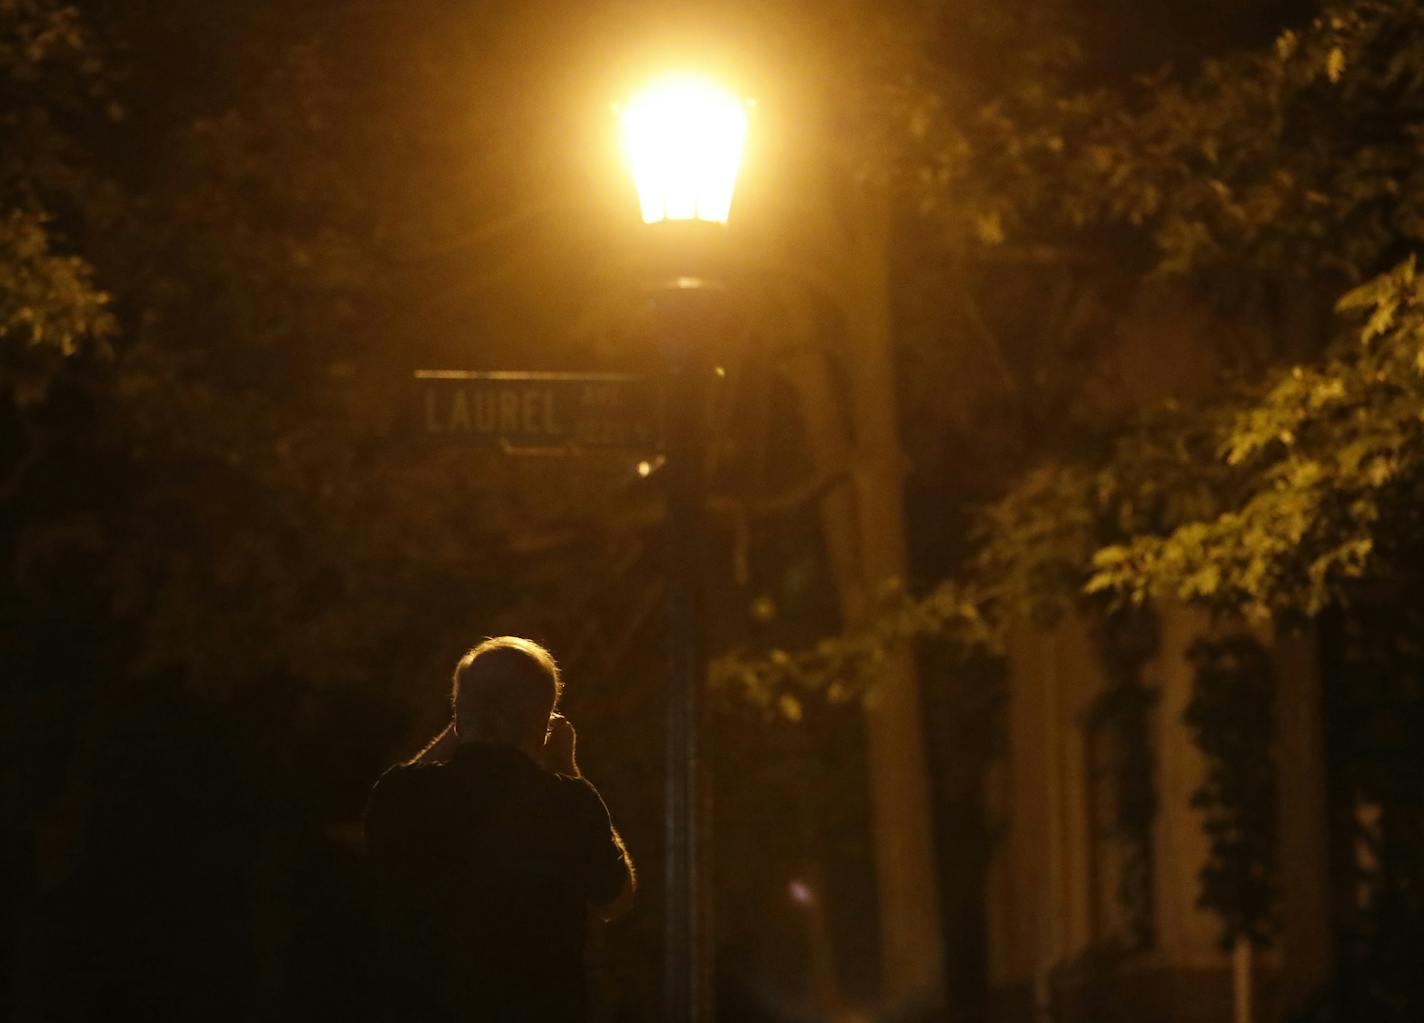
364,741,628,1022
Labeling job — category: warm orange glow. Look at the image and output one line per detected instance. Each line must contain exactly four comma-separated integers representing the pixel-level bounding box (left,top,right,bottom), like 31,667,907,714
619,74,748,225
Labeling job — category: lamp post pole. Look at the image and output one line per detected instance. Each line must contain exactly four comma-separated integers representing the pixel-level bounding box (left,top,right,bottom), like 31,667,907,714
658,280,714,1023
619,73,747,1023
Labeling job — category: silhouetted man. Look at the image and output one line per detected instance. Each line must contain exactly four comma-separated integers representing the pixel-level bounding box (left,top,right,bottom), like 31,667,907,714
365,637,634,1022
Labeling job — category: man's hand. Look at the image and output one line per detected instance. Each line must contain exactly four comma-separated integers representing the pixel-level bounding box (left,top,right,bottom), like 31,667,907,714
542,714,579,776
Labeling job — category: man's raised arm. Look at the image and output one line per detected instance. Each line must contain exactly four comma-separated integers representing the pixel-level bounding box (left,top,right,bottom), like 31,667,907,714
545,715,637,920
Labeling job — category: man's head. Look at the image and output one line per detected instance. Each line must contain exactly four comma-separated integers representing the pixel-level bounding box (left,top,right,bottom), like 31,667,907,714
451,636,562,756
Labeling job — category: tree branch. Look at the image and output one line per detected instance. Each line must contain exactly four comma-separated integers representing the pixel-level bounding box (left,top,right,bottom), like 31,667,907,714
960,280,1021,396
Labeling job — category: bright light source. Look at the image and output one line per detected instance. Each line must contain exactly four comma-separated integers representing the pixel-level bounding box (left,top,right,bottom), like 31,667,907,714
620,74,748,225
636,459,654,478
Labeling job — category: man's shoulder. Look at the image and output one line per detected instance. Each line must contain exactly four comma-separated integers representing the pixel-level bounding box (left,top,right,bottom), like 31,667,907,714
373,759,446,790
367,759,450,815
545,772,613,818
547,770,598,796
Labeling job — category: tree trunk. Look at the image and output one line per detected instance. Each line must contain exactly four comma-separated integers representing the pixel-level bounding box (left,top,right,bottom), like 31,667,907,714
1272,622,1333,1020
780,179,947,1013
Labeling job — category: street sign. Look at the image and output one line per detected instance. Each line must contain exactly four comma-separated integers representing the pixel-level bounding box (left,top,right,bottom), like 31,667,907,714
414,370,659,450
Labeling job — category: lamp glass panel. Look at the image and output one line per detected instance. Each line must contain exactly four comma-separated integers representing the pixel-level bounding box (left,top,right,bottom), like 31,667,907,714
621,75,747,224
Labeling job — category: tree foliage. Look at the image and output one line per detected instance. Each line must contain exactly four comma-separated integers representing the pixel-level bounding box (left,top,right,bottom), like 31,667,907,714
1184,634,1279,949
1,0,116,402
1090,257,1424,617
951,0,1424,630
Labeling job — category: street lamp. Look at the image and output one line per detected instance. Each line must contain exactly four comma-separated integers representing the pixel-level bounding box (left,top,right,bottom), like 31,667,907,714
621,72,747,1023
620,73,748,225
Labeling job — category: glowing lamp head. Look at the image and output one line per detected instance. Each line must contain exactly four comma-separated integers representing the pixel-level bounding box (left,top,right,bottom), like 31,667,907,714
620,74,748,225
